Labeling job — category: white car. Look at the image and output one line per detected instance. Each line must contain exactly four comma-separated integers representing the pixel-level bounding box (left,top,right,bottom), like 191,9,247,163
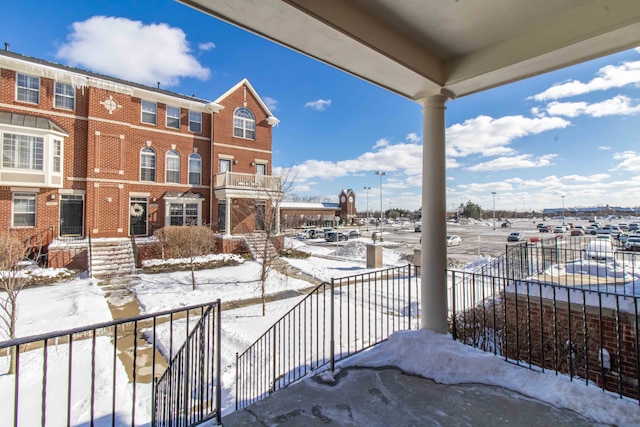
446,235,461,246
625,236,640,251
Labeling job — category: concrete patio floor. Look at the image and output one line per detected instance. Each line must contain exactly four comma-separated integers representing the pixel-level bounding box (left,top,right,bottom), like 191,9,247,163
222,366,606,426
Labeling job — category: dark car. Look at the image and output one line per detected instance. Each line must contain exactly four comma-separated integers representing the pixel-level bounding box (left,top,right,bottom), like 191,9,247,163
325,231,348,242
348,230,360,238
507,232,524,242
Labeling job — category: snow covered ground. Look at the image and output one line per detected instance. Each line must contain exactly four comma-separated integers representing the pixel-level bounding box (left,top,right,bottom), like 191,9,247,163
1,237,640,425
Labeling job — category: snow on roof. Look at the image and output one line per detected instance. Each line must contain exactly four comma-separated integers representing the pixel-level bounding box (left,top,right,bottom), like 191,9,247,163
280,202,340,210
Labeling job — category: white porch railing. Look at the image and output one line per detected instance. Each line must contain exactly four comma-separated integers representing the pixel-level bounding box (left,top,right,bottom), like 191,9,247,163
214,172,281,192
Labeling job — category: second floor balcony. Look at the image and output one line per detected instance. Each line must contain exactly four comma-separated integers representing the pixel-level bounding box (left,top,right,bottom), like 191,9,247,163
213,171,282,200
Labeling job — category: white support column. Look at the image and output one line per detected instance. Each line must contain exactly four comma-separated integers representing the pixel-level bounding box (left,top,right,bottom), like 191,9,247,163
225,197,232,235
275,203,281,234
421,94,449,333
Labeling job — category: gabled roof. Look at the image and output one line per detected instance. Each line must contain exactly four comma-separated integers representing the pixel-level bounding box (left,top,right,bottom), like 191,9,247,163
0,110,68,136
213,78,280,125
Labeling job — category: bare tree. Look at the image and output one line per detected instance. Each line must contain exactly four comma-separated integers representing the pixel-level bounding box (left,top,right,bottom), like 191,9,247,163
0,230,36,374
154,225,216,290
234,169,296,315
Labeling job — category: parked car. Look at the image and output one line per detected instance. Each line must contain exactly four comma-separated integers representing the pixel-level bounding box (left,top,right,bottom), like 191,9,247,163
296,230,310,239
629,223,640,231
414,224,422,232
570,228,585,236
586,226,598,235
325,231,348,242
507,232,524,242
501,220,512,228
625,236,640,251
584,240,614,261
595,225,622,236
446,235,461,246
348,230,360,239
553,226,565,233
619,223,629,231
538,225,551,233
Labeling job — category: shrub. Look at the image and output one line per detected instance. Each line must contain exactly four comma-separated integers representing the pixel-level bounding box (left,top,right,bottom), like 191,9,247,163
279,248,311,259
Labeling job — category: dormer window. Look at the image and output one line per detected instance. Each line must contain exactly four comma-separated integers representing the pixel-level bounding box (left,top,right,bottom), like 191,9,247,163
233,107,255,140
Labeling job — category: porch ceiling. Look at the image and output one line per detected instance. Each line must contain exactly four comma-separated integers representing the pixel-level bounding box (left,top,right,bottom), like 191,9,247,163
180,0,640,101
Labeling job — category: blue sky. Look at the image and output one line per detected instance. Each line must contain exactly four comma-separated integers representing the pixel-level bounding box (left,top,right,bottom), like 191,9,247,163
4,1,640,213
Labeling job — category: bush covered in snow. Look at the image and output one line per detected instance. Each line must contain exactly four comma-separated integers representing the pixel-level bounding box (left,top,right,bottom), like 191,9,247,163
279,248,311,259
142,254,244,274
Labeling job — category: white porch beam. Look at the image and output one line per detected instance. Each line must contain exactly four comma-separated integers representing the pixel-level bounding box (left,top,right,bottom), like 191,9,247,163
421,94,448,333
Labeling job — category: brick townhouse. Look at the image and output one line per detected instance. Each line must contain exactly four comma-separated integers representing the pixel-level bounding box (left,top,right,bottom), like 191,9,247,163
0,49,280,250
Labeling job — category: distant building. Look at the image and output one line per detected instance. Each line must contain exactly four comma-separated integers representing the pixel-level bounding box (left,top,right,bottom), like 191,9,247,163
280,189,357,228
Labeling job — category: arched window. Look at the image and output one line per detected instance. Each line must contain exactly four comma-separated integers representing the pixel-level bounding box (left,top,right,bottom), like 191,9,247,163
188,153,202,185
233,107,255,139
140,147,156,182
166,150,180,183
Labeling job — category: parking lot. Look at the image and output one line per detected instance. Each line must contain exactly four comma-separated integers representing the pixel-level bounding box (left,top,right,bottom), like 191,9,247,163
295,217,637,268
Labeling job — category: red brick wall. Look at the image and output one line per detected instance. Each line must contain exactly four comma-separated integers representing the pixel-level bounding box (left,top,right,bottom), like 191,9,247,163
504,294,638,399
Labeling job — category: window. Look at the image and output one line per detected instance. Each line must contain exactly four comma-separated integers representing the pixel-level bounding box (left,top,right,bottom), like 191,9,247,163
219,158,231,173
17,74,40,104
2,133,43,170
170,203,198,226
53,140,61,172
166,106,180,129
189,153,202,185
141,100,157,125
189,111,202,133
256,163,266,175
13,193,36,227
54,82,75,110
233,107,255,139
166,150,180,183
140,147,156,181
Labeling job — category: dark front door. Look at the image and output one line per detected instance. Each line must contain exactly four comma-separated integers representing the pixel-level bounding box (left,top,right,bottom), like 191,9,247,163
130,199,148,236
60,196,84,236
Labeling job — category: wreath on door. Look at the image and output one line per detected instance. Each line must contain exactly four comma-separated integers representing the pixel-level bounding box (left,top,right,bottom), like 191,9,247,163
130,203,144,217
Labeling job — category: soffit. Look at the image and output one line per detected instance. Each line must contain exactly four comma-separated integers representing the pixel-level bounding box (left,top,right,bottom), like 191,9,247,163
179,0,640,101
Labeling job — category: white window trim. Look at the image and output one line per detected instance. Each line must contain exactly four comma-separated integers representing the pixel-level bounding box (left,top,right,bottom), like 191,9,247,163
233,107,256,140
141,100,157,125
165,150,181,184
12,192,37,228
16,73,40,105
189,111,202,133
219,158,232,173
188,153,202,185
164,198,203,227
140,147,156,182
54,82,75,110
166,106,181,129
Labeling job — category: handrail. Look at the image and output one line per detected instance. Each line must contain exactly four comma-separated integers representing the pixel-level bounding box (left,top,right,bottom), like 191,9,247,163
235,264,417,410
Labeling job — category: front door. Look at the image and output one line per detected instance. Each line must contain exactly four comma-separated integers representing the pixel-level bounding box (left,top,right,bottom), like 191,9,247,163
129,198,148,236
59,195,84,236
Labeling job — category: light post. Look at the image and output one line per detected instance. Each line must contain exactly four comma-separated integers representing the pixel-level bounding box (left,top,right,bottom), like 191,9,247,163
492,191,497,230
376,171,386,241
364,186,371,231
561,195,566,225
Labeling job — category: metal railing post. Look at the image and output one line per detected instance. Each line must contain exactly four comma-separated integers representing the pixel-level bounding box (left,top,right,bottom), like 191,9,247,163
407,264,412,328
330,278,335,372
215,299,222,425
87,229,93,278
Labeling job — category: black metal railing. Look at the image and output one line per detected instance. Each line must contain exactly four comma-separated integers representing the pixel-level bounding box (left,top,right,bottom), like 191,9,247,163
154,300,222,426
0,300,222,427
235,264,418,410
477,236,640,295
448,269,640,403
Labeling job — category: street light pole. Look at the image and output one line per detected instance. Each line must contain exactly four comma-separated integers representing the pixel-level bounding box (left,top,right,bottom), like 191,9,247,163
375,171,386,241
492,191,497,230
364,186,371,231
561,195,566,225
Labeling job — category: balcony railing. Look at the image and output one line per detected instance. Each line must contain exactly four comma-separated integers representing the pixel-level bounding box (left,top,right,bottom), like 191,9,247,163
214,172,281,192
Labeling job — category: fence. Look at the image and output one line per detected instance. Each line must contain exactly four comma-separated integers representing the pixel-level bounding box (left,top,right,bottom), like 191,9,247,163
235,264,418,410
0,300,222,427
449,270,640,402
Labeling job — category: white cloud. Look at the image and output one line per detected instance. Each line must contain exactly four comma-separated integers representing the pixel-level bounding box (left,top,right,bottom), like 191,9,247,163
263,96,278,112
530,59,640,101
545,95,640,117
466,154,557,172
198,41,216,51
373,138,390,149
446,115,570,158
611,151,640,172
56,16,210,87
304,99,332,111
406,132,420,143
598,146,611,150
